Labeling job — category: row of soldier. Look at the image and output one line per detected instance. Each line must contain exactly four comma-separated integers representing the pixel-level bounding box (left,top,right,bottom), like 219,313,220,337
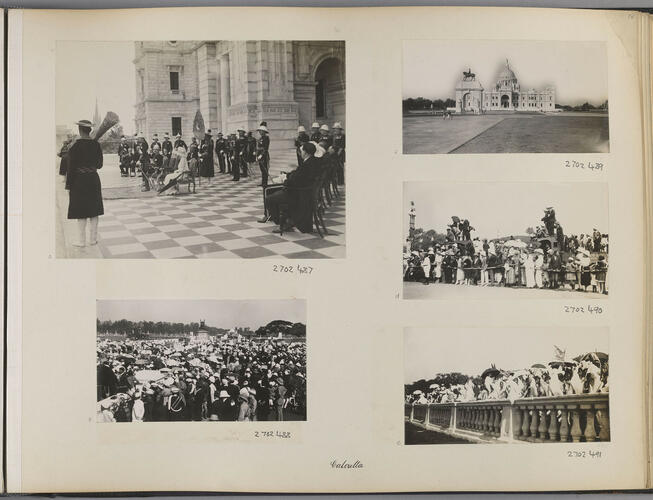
116,120,346,191
117,123,272,187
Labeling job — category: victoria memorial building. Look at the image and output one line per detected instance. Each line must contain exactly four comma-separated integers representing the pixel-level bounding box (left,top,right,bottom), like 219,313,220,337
454,60,555,114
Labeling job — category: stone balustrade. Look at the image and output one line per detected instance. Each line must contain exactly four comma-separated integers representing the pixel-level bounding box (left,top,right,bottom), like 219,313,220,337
406,393,609,443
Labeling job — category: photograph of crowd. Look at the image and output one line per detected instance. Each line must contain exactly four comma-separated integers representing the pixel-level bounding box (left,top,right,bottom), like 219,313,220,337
404,327,610,444
96,299,307,423
403,182,608,299
56,41,346,259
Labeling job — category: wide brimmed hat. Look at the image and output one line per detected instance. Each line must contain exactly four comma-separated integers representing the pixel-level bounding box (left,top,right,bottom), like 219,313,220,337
320,124,329,131
333,122,343,129
311,122,319,128
75,119,93,128
257,125,268,132
297,125,306,132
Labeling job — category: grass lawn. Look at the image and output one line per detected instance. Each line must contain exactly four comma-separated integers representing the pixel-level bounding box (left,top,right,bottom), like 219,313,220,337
403,113,609,154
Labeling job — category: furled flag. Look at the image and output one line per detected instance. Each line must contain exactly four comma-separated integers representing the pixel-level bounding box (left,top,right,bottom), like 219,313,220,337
192,110,206,140
553,345,566,362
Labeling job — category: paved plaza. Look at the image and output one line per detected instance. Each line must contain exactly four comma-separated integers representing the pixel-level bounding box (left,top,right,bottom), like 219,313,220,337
56,154,346,259
403,282,607,300
402,112,609,154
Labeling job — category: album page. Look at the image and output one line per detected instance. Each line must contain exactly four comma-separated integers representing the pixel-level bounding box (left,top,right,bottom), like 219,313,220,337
7,6,650,493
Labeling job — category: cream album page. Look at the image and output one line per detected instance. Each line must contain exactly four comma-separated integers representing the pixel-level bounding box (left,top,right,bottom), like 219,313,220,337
7,6,649,493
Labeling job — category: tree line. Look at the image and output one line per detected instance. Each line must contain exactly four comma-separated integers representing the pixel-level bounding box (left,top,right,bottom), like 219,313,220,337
97,318,306,339
403,97,456,112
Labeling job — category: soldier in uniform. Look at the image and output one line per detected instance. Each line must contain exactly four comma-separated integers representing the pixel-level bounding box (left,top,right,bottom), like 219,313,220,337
117,136,131,177
173,133,187,150
294,126,309,166
245,130,256,159
188,137,200,178
150,133,160,151
319,124,333,148
332,122,346,184
233,128,248,181
310,122,321,143
227,132,237,176
150,144,163,169
256,124,270,187
161,133,173,159
214,132,227,173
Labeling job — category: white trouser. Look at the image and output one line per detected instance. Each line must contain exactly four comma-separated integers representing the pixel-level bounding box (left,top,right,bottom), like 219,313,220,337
75,217,99,246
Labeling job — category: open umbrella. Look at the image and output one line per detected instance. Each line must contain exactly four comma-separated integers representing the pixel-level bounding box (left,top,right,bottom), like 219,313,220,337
548,361,576,368
481,367,501,379
531,363,546,369
134,369,165,384
412,389,423,395
504,239,527,249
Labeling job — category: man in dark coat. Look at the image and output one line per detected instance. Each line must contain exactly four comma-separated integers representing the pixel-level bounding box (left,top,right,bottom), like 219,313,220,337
332,122,346,184
256,124,270,187
235,129,248,180
548,249,562,289
262,142,320,233
309,122,321,142
214,132,227,173
295,126,310,166
200,132,215,182
66,119,104,247
97,360,118,400
173,133,187,150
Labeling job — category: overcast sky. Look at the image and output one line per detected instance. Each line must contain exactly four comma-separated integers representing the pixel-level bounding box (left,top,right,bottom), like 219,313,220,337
56,41,136,134
403,40,608,106
403,182,608,239
404,327,608,383
97,299,306,329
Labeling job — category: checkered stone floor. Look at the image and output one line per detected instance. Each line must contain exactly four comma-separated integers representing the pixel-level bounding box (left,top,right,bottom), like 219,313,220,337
96,174,346,259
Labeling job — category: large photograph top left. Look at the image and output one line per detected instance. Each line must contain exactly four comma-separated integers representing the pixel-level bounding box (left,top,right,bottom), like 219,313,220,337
55,41,346,259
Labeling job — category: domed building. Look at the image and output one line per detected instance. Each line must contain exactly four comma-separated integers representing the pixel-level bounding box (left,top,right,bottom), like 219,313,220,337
454,59,555,114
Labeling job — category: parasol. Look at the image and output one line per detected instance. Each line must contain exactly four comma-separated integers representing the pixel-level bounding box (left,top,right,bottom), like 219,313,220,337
574,352,608,363
481,367,501,379
412,389,423,395
134,369,165,383
531,363,546,369
504,239,527,248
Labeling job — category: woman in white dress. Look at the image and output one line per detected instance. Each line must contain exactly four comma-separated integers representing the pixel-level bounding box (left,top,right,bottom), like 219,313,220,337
524,253,536,288
159,147,190,195
434,250,443,283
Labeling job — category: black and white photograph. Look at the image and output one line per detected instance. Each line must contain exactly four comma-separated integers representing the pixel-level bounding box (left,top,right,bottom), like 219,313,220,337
96,299,307,423
402,40,609,154
404,327,610,444
56,41,346,259
403,182,609,299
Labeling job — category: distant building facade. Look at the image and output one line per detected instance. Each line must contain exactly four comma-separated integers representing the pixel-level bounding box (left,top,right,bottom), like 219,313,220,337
455,60,555,114
133,41,345,151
